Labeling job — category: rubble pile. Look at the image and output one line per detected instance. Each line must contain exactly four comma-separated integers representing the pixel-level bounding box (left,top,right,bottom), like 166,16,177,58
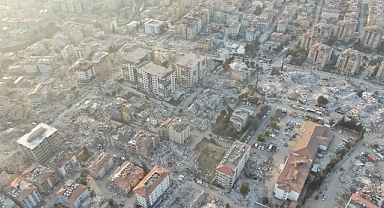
187,94,223,131
162,184,204,208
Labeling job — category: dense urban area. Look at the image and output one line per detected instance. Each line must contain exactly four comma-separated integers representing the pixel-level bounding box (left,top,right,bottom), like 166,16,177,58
0,0,384,208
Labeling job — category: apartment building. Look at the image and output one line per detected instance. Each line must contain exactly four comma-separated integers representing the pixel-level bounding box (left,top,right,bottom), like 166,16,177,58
108,161,144,196
21,163,59,195
121,47,153,83
311,21,333,41
0,194,15,208
136,62,176,99
121,104,134,122
57,179,90,208
300,32,322,50
87,152,114,179
307,44,333,69
144,19,164,34
197,39,214,50
335,49,363,75
361,25,383,50
274,122,334,201
216,141,251,191
23,56,40,74
55,153,79,179
37,56,57,75
92,52,112,74
61,44,75,60
230,110,250,132
17,123,64,164
255,13,273,33
175,16,202,40
74,43,91,59
51,33,70,49
72,59,96,84
175,54,210,88
133,166,170,208
28,83,51,108
160,116,191,144
321,7,340,20
245,27,258,42
3,178,42,208
127,131,159,158
277,20,288,33
334,20,357,43
0,96,11,117
228,21,241,36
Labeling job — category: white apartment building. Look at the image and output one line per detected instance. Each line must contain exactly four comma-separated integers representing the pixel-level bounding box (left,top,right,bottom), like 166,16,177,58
27,83,51,108
228,21,241,36
92,52,112,74
175,54,210,88
167,117,191,144
17,123,64,164
61,44,75,60
4,178,42,208
121,47,153,83
137,62,176,98
335,49,363,75
74,43,91,59
245,27,258,42
307,44,333,69
230,110,250,132
321,8,340,19
255,13,273,33
23,56,40,74
335,20,357,43
72,59,96,84
37,56,57,75
51,33,70,49
216,141,251,191
144,19,164,34
277,20,288,33
133,166,170,208
57,179,90,208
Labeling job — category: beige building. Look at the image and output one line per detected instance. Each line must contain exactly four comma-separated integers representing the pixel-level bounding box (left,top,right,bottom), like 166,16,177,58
144,19,164,34
92,52,112,76
108,161,144,196
3,178,42,208
334,20,357,43
274,122,334,201
121,47,153,83
17,123,64,164
311,21,333,41
57,179,90,208
21,163,60,195
87,152,114,179
197,39,214,50
136,62,176,99
361,25,383,50
216,141,251,191
160,116,191,144
376,62,384,80
175,54,210,88
174,17,201,40
28,82,51,108
307,44,333,69
335,49,363,75
133,166,170,208
230,110,250,132
72,59,96,84
127,131,159,158
277,20,288,33
300,32,321,50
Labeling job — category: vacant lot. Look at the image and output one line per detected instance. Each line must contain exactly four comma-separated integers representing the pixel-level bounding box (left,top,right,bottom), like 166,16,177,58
196,138,228,182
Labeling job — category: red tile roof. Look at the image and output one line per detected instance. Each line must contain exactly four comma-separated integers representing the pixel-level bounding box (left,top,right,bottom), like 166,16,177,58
348,193,379,208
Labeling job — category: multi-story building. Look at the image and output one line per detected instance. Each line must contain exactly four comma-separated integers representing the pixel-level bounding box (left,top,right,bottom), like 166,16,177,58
361,25,383,50
197,39,214,50
307,44,333,69
51,33,70,50
92,52,112,75
61,44,75,60
228,21,241,36
56,179,90,208
133,166,170,208
321,7,340,20
21,163,59,195
230,110,250,132
160,116,191,144
17,123,64,164
27,83,51,108
23,56,40,74
245,27,258,42
376,61,384,80
74,43,91,59
0,193,15,208
334,20,357,43
0,96,11,117
37,56,57,75
311,21,333,41
72,59,96,84
277,20,288,33
300,32,321,50
136,62,176,99
127,131,159,158
216,141,251,191
3,178,42,208
144,19,164,34
174,54,210,88
108,161,144,196
175,15,202,40
274,122,334,201
121,47,153,83
335,49,363,75
254,13,273,33
55,153,79,179
87,152,114,179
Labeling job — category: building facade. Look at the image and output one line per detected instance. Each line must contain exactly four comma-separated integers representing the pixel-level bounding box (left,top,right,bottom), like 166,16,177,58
334,20,357,43
127,131,159,158
108,161,144,196
307,44,332,69
3,178,43,208
144,19,164,34
335,49,363,75
57,179,90,208
72,59,96,84
87,152,114,179
21,163,60,195
175,54,210,88
361,25,383,50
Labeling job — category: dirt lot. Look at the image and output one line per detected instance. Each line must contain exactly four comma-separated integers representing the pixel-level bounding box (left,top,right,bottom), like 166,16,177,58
196,138,228,181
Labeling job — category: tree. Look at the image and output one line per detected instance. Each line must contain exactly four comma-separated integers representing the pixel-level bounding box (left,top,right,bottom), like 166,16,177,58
270,121,277,129
80,169,89,177
265,130,271,137
240,182,250,198
225,203,231,208
317,95,328,106
261,197,269,205
179,109,183,113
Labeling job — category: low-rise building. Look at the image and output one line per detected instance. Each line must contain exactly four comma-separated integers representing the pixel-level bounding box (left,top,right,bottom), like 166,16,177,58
72,59,96,84
87,152,114,179
108,161,144,196
197,39,214,51
133,166,170,208
56,179,90,208
21,163,59,195
27,83,51,108
230,110,250,132
3,178,42,208
37,56,57,75
17,123,64,164
335,49,363,75
216,141,251,191
144,19,164,34
307,44,332,69
345,193,380,208
127,131,159,158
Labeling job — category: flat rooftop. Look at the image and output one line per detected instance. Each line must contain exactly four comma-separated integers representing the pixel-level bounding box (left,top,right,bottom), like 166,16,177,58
216,141,251,176
176,54,204,68
17,123,57,150
145,19,164,26
122,47,151,64
138,62,174,78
